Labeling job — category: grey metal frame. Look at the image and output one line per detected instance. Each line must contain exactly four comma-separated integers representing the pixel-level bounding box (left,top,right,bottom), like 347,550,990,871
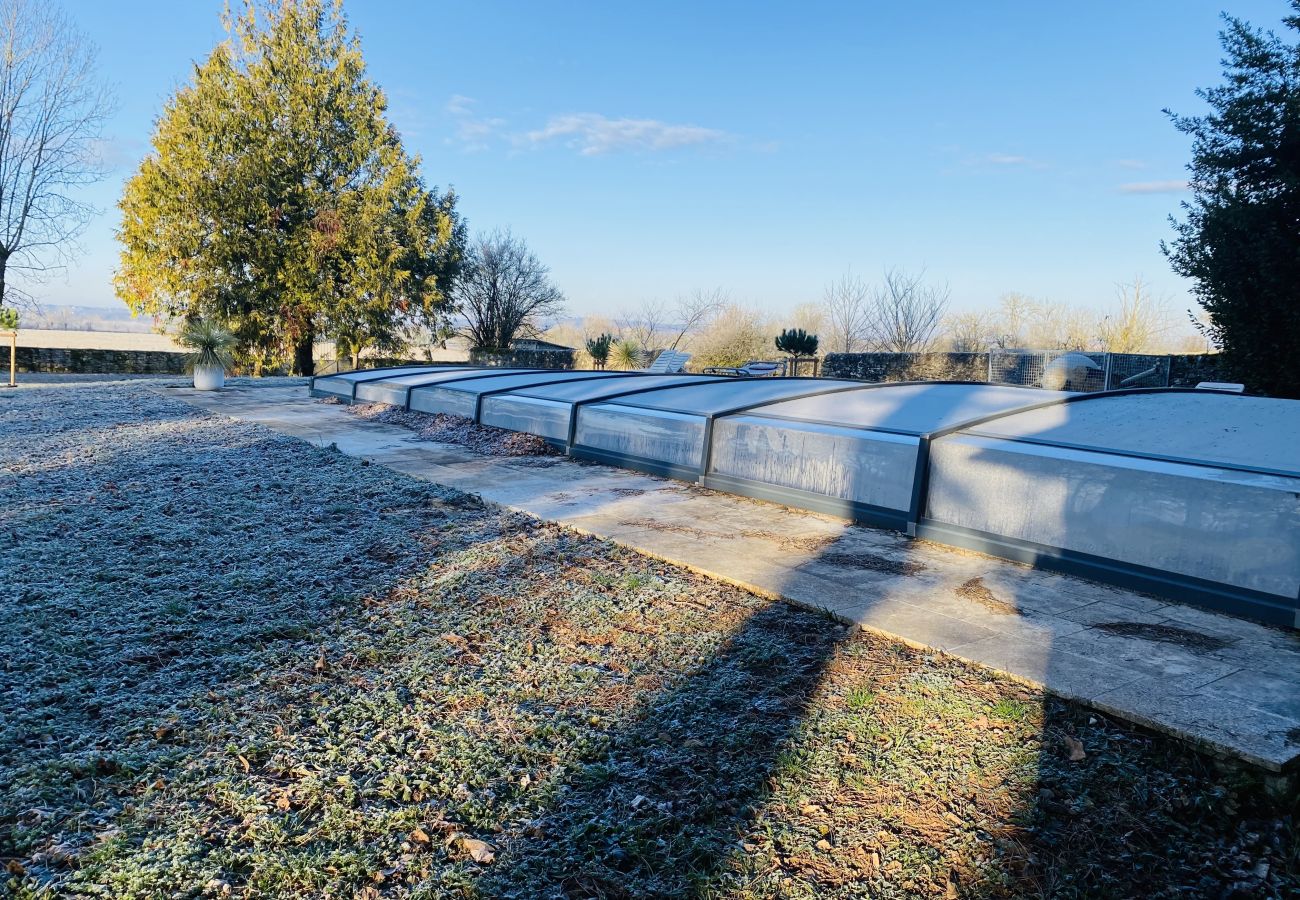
398,369,553,410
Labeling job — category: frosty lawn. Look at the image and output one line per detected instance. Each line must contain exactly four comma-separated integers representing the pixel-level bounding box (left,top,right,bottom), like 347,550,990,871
1,382,1296,898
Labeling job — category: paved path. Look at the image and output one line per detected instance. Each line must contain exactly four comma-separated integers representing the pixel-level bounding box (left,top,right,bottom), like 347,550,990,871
173,382,1300,773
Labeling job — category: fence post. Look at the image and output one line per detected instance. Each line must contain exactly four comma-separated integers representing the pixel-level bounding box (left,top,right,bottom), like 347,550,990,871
1102,353,1114,391
986,351,993,383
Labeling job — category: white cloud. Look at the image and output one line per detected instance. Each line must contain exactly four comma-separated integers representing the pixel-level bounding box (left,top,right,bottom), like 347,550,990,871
1118,180,1189,194
524,113,729,156
984,153,1033,166
444,95,505,151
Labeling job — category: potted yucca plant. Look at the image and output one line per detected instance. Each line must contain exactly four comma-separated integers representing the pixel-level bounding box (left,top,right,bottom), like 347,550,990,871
178,319,237,390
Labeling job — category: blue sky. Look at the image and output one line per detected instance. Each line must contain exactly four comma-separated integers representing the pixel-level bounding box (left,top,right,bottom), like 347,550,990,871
54,0,1295,318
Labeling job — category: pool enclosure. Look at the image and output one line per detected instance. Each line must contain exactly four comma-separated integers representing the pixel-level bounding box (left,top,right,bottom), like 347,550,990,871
309,368,1300,628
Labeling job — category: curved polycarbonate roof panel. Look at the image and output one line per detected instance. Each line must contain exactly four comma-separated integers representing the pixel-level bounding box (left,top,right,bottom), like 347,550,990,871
352,367,519,405
478,374,729,443
922,390,1300,625
414,369,631,398
501,373,728,402
312,365,455,397
601,377,864,415
958,391,1300,475
746,382,1068,435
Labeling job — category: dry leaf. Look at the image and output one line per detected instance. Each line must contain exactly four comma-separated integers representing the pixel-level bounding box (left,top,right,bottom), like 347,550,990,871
237,754,251,773
463,838,495,864
1063,735,1086,762
409,827,430,845
441,633,467,646
815,839,833,851
6,859,26,876
276,796,291,811
314,648,328,673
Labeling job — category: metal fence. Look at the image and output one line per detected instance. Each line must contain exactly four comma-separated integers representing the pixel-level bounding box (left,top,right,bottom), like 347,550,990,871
987,350,1176,392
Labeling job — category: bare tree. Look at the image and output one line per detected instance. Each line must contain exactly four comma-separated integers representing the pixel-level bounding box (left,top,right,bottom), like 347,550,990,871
454,229,565,351
0,0,112,309
822,271,870,353
865,268,950,353
617,298,667,351
1098,276,1170,353
943,310,993,352
619,287,726,354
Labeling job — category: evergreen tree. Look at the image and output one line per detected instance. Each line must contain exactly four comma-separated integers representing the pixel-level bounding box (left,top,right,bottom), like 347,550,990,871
116,0,462,374
1164,3,1300,397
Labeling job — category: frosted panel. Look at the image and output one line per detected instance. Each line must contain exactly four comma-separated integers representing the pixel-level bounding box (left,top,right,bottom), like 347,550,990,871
479,396,570,441
409,386,478,418
613,379,861,415
710,416,919,510
353,368,491,405
575,405,706,470
926,436,1300,598
315,367,468,399
750,383,1060,434
427,370,625,398
505,373,726,402
967,393,1300,474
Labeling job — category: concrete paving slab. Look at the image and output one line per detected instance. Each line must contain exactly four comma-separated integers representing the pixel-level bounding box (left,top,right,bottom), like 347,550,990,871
169,383,1300,772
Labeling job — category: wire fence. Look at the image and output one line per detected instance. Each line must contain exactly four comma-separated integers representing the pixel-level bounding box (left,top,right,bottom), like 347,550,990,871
987,350,1175,392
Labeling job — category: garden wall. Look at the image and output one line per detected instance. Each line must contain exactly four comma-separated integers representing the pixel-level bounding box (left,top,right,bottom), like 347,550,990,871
469,348,575,369
822,352,989,383
13,346,189,375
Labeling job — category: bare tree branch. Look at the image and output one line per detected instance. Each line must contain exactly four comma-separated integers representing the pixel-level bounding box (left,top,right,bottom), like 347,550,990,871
821,271,870,353
865,267,950,353
453,229,565,351
0,0,113,308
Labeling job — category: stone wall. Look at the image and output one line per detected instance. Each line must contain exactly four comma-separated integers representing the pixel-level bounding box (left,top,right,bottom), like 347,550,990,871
13,346,190,375
821,352,988,383
1167,353,1223,388
469,348,575,369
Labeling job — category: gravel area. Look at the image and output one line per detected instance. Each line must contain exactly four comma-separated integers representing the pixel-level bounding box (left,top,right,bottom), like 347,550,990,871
1,383,1295,899
339,401,559,457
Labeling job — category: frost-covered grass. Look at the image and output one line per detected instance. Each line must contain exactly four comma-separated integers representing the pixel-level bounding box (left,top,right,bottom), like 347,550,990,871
1,383,1295,898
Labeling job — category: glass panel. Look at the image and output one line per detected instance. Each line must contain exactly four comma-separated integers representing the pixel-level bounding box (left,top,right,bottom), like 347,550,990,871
927,436,1300,599
574,405,706,470
747,383,1061,434
963,392,1300,474
610,378,862,415
710,416,919,510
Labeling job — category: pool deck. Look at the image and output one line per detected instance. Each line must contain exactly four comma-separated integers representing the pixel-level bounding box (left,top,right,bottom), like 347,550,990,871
172,381,1300,775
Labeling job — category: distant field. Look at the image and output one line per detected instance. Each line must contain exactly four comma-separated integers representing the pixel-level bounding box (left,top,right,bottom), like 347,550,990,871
15,328,182,352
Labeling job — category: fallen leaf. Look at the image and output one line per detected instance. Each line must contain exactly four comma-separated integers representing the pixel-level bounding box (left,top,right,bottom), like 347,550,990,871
815,839,833,851
276,796,291,811
409,827,430,845
1063,735,1086,762
6,859,26,876
237,754,251,773
441,633,467,646
463,837,495,864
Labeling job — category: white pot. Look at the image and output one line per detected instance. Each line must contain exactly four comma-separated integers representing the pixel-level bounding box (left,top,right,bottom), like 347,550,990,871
193,364,226,391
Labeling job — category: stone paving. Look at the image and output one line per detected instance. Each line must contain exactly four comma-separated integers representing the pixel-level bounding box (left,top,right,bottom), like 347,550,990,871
172,381,1300,773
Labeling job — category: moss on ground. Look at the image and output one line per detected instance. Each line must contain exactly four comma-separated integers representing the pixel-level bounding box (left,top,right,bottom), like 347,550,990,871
1,384,1295,898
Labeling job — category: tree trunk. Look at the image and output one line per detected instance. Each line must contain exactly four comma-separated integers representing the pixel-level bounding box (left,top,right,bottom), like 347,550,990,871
0,252,7,308
293,336,315,376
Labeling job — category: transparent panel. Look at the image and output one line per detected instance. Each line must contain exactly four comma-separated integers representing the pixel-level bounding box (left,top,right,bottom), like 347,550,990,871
352,368,493,405
926,436,1300,599
503,373,727,402
313,366,462,398
479,396,570,441
409,386,478,418
965,392,1300,474
710,416,919,510
420,370,626,399
610,378,861,415
747,383,1063,434
574,405,706,470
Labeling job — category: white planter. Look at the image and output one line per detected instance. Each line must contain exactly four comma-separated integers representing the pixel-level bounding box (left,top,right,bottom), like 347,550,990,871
193,364,225,391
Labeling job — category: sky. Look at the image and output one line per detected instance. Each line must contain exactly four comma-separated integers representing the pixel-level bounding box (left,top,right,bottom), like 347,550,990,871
47,0,1297,320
